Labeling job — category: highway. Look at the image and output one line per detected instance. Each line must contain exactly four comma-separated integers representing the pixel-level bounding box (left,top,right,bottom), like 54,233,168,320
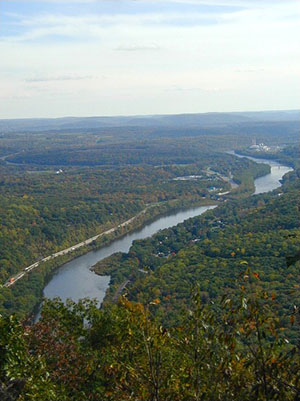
1,186,235,290
2,208,148,288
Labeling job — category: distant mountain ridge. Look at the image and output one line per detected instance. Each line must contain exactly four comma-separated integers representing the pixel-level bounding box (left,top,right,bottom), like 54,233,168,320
0,110,299,132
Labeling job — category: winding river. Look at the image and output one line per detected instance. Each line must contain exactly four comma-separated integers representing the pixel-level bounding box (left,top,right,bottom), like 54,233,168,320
42,205,216,305
41,153,293,306
227,151,293,195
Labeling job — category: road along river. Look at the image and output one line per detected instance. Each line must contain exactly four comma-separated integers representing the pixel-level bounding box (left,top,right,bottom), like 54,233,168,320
41,153,293,307
41,205,216,305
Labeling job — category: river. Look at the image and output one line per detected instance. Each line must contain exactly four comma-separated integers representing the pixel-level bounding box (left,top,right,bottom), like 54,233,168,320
227,151,293,195
42,205,216,305
41,153,293,306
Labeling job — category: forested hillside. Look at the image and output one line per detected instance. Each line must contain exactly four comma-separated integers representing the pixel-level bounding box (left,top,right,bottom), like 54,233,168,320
1,0,299,393
237,144,299,169
0,146,269,317
0,113,299,400
94,169,300,339
1,281,300,401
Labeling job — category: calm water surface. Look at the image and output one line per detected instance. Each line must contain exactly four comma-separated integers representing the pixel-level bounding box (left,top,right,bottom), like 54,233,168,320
42,205,216,305
227,151,293,195
42,152,292,307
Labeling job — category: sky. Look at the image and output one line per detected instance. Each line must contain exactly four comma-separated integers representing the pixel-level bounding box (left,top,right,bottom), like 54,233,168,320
0,0,299,118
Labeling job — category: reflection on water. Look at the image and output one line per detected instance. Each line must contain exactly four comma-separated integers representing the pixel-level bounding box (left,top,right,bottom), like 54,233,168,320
40,152,292,310
42,205,216,305
253,164,292,194
227,151,293,195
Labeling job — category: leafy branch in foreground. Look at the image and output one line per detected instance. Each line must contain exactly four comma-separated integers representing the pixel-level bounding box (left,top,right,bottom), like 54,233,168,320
1,272,300,400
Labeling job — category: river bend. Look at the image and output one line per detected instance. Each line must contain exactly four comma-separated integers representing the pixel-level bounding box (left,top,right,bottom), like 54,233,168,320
42,153,292,306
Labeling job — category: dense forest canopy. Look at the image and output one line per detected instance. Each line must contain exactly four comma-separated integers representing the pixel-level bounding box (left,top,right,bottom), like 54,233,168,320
3,111,296,317
0,112,299,400
2,279,300,400
94,168,300,335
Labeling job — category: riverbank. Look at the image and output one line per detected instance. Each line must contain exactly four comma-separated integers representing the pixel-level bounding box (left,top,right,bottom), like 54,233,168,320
91,152,294,305
233,149,297,169
40,203,218,308
41,154,288,305
30,200,218,317
3,154,279,319
2,155,269,290
2,197,218,319
229,150,293,195
3,197,218,290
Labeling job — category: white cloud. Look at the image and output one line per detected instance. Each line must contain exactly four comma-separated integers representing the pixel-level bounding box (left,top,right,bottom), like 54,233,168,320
115,43,160,51
25,74,94,82
0,0,299,117
3,0,299,43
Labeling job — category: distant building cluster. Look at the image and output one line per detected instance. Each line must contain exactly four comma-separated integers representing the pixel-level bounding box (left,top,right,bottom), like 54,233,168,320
249,138,281,153
173,175,203,181
249,143,270,152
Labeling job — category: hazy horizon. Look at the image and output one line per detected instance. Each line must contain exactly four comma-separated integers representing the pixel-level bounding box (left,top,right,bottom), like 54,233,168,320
0,108,299,122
